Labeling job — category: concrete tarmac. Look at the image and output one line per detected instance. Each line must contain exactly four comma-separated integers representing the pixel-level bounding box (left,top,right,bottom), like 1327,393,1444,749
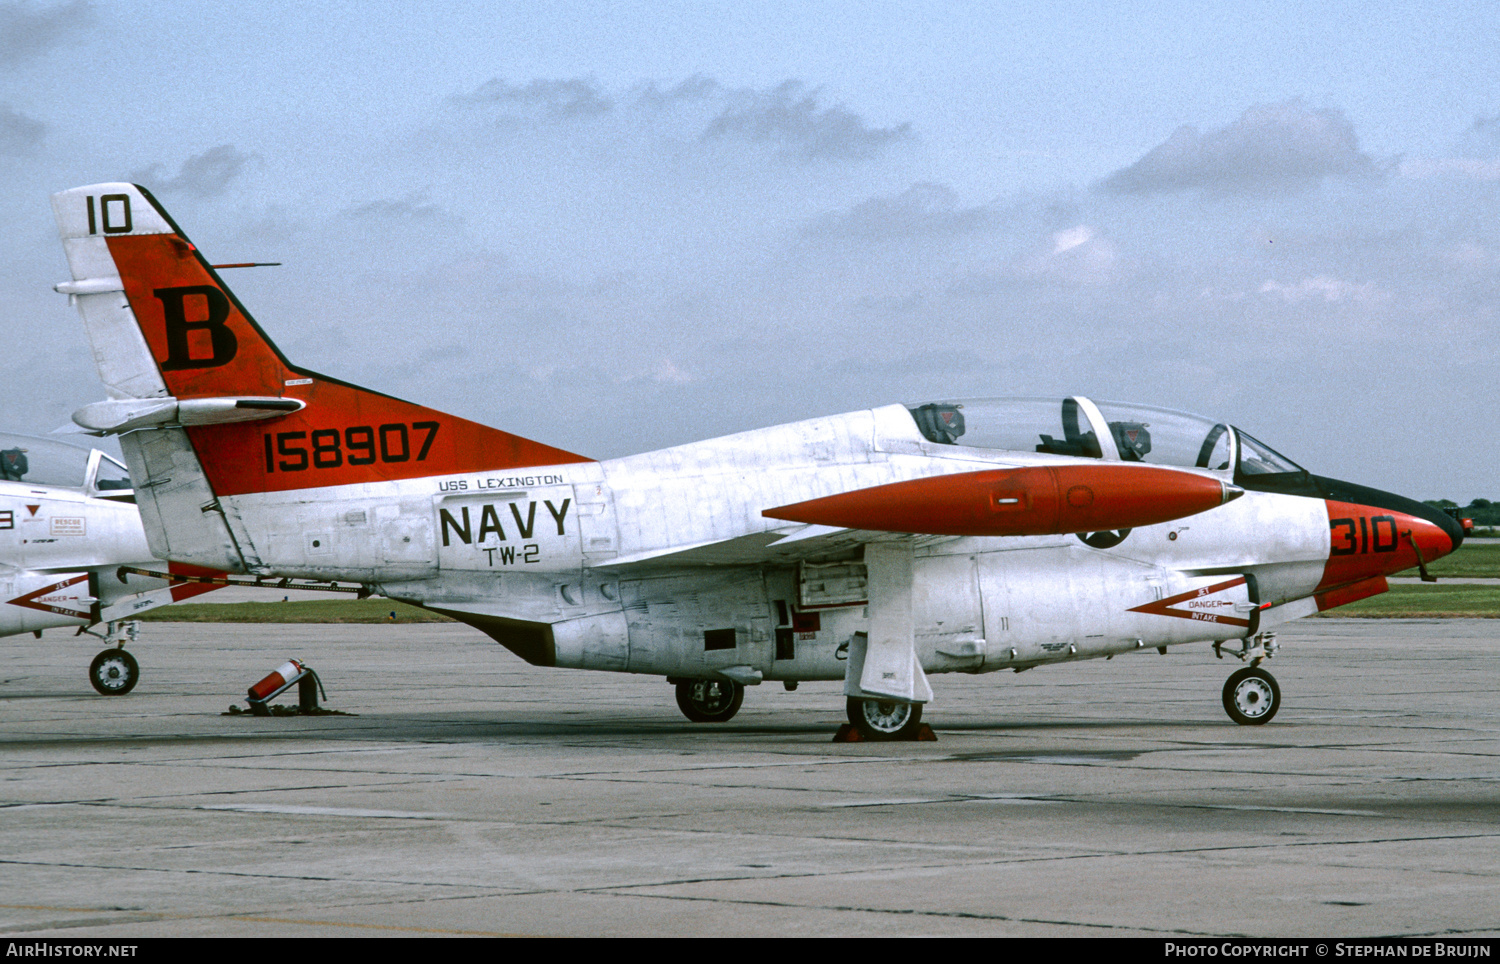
2,619,1498,938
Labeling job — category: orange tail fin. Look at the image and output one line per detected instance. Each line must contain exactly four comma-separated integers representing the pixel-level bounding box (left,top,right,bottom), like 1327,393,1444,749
53,184,591,498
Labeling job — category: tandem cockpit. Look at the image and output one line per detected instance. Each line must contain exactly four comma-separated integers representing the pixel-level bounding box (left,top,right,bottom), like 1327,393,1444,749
904,396,1312,494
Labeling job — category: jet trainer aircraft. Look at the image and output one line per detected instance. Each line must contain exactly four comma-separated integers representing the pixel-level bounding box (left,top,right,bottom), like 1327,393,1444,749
49,183,1463,736
0,431,219,693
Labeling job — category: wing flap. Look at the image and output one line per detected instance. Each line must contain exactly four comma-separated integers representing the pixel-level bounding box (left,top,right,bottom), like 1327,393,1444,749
593,525,920,571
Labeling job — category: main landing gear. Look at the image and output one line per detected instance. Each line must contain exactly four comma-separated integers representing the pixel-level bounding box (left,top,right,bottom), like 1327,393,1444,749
1214,633,1280,725
83,621,142,696
675,679,744,723
846,696,924,741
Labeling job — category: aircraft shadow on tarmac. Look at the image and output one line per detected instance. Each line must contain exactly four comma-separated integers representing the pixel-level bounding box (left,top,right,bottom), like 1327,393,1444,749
1,713,1261,751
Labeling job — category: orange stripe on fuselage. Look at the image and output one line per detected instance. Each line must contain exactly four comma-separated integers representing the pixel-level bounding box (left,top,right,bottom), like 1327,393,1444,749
104,234,592,498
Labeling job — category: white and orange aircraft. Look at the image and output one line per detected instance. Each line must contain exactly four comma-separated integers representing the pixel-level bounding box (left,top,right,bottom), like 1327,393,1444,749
48,183,1463,737
0,431,219,693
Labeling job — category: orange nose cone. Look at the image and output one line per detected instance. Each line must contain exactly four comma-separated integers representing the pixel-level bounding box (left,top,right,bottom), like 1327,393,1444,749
764,464,1233,537
1411,516,1457,564
1320,501,1457,591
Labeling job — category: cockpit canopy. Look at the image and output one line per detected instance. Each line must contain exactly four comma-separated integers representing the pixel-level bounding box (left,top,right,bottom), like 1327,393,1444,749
0,432,133,497
904,396,1306,485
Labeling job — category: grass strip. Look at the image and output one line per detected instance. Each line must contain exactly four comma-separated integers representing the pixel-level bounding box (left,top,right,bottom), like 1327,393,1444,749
1316,584,1500,618
1418,542,1500,579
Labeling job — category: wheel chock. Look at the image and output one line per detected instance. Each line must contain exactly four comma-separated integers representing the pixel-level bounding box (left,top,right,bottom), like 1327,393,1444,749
831,723,938,743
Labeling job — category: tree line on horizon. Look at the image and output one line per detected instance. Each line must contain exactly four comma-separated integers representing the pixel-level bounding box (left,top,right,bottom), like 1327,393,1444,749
1424,499,1500,526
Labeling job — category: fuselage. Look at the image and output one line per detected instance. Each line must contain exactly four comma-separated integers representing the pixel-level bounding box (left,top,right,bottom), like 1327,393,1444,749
0,479,160,636
45,183,1463,714
195,400,1459,681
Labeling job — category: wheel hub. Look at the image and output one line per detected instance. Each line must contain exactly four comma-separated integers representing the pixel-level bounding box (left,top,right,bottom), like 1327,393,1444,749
691,681,732,713
862,700,912,733
1233,678,1273,718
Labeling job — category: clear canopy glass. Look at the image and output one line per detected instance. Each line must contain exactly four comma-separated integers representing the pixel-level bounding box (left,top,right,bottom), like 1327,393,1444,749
1235,431,1304,476
0,432,131,494
903,396,1296,476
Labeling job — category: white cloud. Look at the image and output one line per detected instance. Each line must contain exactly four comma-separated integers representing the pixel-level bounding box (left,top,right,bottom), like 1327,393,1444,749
0,0,91,65
1257,275,1389,305
0,101,42,155
451,77,614,120
1051,225,1093,254
804,183,994,240
131,145,254,199
702,80,912,162
1097,100,1384,196
441,75,912,166
1398,158,1500,182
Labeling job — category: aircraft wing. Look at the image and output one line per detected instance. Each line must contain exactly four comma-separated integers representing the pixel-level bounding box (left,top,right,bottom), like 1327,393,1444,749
593,524,915,571
597,462,1241,571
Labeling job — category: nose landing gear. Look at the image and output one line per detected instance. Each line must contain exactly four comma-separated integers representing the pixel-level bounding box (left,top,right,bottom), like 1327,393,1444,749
88,646,139,695
83,621,141,696
1222,666,1280,725
1214,633,1281,725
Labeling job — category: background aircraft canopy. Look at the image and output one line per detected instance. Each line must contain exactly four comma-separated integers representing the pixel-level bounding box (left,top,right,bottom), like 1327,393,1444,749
0,432,132,494
904,396,1263,475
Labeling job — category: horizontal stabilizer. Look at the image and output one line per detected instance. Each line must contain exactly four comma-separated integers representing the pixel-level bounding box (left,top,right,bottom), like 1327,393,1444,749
73,396,305,434
765,463,1240,538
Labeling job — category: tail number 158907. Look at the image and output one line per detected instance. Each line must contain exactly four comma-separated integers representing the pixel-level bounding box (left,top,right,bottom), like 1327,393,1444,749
263,422,439,472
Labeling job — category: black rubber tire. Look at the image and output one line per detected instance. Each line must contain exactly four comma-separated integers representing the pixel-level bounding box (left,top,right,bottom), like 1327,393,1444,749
675,679,744,722
1222,666,1279,725
89,648,139,696
846,696,923,741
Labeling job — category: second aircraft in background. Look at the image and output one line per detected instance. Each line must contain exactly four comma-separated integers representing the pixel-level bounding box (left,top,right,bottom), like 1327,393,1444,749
0,432,220,693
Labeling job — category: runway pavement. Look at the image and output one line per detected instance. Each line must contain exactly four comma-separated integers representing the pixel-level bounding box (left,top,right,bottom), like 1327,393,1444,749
2,619,1498,938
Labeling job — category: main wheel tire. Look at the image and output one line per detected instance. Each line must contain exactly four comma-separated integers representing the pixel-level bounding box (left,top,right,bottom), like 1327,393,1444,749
847,696,923,741
89,648,139,696
1222,666,1279,725
675,679,744,723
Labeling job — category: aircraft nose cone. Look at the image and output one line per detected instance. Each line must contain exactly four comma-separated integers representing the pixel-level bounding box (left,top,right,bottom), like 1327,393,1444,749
1415,520,1459,563
1314,475,1464,570
1221,482,1245,505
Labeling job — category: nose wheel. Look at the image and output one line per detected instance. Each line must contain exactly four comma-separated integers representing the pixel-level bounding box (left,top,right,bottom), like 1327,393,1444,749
89,648,139,696
1222,666,1279,725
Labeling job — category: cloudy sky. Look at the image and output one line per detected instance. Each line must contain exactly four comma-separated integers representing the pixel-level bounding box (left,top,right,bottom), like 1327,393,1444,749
0,1,1495,500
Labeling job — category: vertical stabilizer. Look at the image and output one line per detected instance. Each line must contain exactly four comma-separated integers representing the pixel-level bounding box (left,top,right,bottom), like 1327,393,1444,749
53,185,243,569
54,184,593,573
52,184,591,501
